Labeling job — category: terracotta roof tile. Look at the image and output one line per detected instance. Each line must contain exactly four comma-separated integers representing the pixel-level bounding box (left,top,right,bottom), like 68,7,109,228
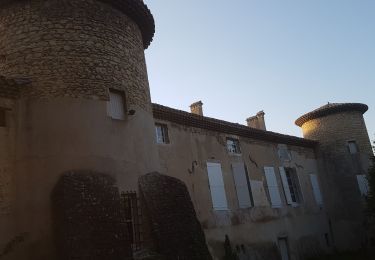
295,103,368,127
152,103,317,148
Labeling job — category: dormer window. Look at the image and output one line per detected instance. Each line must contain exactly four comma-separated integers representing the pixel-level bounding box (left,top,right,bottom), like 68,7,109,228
226,138,241,154
348,141,359,154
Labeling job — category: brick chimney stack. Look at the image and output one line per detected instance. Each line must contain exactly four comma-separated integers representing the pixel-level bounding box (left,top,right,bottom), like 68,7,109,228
190,101,204,116
246,111,266,130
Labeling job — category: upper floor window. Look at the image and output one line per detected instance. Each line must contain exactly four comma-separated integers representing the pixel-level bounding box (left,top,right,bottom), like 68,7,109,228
155,123,169,144
0,108,5,127
107,89,126,120
278,144,291,162
279,167,302,206
348,141,359,154
226,138,241,154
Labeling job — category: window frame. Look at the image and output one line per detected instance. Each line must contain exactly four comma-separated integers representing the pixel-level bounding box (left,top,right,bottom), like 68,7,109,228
347,140,359,154
277,144,291,162
280,167,303,206
155,123,170,144
226,137,241,155
107,88,127,120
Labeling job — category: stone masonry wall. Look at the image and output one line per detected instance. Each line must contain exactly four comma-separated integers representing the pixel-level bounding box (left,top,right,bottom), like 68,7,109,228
0,0,151,111
301,111,372,250
139,172,212,260
301,111,372,157
52,171,132,260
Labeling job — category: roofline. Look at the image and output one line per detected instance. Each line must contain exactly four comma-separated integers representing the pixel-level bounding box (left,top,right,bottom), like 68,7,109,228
0,0,155,49
152,103,317,148
295,103,368,127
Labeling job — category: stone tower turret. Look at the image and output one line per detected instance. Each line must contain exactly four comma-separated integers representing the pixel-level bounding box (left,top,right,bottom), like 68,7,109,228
296,102,372,251
0,1,159,259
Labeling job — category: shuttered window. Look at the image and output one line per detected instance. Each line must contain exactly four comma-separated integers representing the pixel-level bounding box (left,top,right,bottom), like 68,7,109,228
264,167,282,208
207,162,228,210
108,89,126,120
310,174,323,206
356,175,369,197
280,167,302,205
279,167,293,205
232,163,253,208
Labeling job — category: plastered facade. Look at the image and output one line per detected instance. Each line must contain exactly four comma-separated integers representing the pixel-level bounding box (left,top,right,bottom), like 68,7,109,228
0,0,372,259
155,120,331,259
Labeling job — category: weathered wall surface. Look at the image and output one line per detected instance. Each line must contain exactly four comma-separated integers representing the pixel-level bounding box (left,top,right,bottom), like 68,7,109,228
0,0,151,111
52,171,131,260
139,172,212,260
156,120,331,260
0,97,18,259
0,1,159,259
301,112,372,251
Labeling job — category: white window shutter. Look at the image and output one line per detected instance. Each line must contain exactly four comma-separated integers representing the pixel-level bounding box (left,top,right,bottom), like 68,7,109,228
207,162,228,210
356,175,369,196
310,174,323,206
232,163,252,208
279,167,292,205
264,167,282,208
108,91,125,120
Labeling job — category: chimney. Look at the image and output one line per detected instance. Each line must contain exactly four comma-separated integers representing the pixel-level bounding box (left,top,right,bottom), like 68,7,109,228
246,111,266,130
190,101,203,116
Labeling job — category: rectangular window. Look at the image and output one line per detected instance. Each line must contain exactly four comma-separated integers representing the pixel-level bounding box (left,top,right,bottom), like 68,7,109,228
348,141,359,154
279,167,302,205
356,174,369,197
232,163,253,208
226,138,241,154
207,162,228,210
278,237,290,260
310,174,323,206
107,89,126,120
155,123,169,144
264,167,282,208
278,144,291,161
0,109,5,127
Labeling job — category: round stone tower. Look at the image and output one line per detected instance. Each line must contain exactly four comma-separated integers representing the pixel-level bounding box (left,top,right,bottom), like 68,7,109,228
0,0,160,258
295,103,372,251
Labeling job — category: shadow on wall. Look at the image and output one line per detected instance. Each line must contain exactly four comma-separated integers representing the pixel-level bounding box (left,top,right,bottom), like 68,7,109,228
51,171,132,260
139,172,213,260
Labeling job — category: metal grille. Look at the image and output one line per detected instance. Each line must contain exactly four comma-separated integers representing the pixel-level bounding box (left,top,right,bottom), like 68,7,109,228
121,191,143,252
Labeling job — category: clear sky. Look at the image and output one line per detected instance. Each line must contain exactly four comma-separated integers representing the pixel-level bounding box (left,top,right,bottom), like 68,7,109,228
143,0,375,140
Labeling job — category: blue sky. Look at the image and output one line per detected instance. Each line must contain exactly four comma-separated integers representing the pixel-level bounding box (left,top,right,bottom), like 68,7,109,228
143,0,375,141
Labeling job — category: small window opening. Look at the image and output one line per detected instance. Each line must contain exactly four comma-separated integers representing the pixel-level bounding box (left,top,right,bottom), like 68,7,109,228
0,109,5,127
278,144,291,161
226,138,241,154
348,141,359,154
107,89,126,120
285,168,302,204
155,123,169,144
